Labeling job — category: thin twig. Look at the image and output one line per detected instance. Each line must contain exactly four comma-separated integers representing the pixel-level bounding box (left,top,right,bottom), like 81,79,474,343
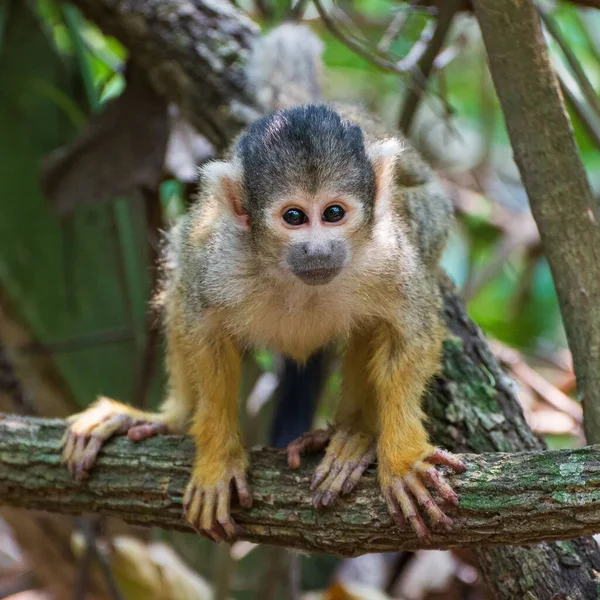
312,0,414,74
311,0,453,118
491,340,583,423
559,75,600,151
73,519,98,600
95,542,126,600
378,10,409,53
569,0,600,8
398,0,466,133
254,0,271,19
288,0,309,21
539,8,600,120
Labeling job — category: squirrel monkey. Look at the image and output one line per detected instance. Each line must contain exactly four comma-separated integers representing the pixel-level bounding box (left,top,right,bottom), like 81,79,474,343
62,24,465,543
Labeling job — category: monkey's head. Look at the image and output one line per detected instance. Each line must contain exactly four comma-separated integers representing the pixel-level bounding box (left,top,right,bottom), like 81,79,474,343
201,104,401,286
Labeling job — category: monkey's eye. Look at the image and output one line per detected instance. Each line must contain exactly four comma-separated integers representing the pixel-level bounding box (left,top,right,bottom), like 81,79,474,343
322,205,346,223
283,208,308,226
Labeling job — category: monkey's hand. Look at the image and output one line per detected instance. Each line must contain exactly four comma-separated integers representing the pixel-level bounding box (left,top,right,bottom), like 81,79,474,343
183,454,252,542
287,428,376,509
61,396,169,481
379,448,466,543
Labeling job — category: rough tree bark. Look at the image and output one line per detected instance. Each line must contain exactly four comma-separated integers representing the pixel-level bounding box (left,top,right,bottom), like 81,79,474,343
67,0,260,150
472,0,600,447
4,414,600,553
20,1,598,597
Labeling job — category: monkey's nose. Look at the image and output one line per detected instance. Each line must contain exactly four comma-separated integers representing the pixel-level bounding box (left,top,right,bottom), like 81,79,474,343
287,242,347,286
299,243,331,263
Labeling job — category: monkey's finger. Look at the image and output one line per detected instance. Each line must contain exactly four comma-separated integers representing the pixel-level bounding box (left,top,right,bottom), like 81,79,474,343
321,441,374,506
91,413,135,439
128,422,169,442
185,488,218,543
313,459,345,507
184,485,203,530
310,430,348,491
390,479,431,543
404,473,452,531
202,490,228,543
427,449,466,473
74,414,134,478
287,429,331,469
383,487,406,528
200,490,216,533
312,460,345,508
342,446,376,496
183,483,194,509
61,431,82,479
416,463,459,507
234,474,253,508
61,430,76,463
70,436,89,480
216,484,238,539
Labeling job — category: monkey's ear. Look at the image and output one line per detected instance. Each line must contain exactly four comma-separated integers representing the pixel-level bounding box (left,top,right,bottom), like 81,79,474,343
200,160,250,230
367,138,403,201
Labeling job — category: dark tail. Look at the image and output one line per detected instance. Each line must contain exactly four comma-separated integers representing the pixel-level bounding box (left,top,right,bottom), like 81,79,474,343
269,351,329,448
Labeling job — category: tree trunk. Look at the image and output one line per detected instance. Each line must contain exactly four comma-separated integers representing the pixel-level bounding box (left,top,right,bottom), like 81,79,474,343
472,0,600,447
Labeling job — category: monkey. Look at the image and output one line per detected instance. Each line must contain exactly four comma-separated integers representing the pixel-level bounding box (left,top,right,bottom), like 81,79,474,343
61,23,465,544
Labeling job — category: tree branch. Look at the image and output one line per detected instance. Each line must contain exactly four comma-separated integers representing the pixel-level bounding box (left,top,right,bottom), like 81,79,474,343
3,413,600,555
68,0,260,150
398,0,465,134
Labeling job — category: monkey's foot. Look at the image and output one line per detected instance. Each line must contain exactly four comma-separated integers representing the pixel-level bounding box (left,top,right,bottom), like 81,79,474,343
61,396,169,481
287,428,376,509
380,448,466,542
183,463,252,543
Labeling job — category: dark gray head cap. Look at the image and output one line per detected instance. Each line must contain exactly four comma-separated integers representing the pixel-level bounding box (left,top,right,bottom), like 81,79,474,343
235,104,377,219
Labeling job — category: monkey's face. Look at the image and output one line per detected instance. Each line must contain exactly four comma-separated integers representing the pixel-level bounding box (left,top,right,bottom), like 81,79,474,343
263,190,370,286
202,106,403,287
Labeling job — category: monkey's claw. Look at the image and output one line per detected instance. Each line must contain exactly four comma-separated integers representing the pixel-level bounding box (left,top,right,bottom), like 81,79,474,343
61,397,168,481
183,468,252,543
381,448,466,542
287,428,375,509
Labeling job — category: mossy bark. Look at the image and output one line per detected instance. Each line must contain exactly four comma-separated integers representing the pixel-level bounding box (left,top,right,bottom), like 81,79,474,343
2,413,600,555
